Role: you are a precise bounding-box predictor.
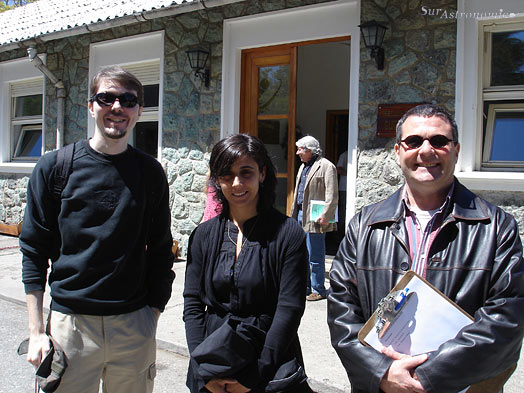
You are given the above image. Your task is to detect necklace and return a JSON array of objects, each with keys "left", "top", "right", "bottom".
[{"left": 227, "top": 217, "right": 259, "bottom": 252}]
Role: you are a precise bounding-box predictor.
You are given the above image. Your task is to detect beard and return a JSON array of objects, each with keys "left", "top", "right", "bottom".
[
  {"left": 101, "top": 113, "right": 132, "bottom": 140},
  {"left": 102, "top": 127, "right": 128, "bottom": 140}
]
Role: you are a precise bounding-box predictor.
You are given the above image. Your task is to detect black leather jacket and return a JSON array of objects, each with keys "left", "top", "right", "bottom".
[{"left": 327, "top": 180, "right": 524, "bottom": 393}]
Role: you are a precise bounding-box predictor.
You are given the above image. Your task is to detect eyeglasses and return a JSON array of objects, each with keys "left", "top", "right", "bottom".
[
  {"left": 89, "top": 92, "right": 139, "bottom": 108},
  {"left": 400, "top": 135, "right": 454, "bottom": 149}
]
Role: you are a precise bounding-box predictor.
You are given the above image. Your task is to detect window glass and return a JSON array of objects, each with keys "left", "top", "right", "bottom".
[
  {"left": 491, "top": 30, "right": 524, "bottom": 86},
  {"left": 489, "top": 111, "right": 524, "bottom": 161},
  {"left": 481, "top": 22, "right": 524, "bottom": 171},
  {"left": 131, "top": 82, "right": 160, "bottom": 158},
  {"left": 133, "top": 121, "right": 158, "bottom": 157},
  {"left": 143, "top": 84, "right": 159, "bottom": 107},
  {"left": 14, "top": 94, "right": 42, "bottom": 117},
  {"left": 257, "top": 119, "right": 288, "bottom": 173},
  {"left": 14, "top": 126, "right": 42, "bottom": 159},
  {"left": 11, "top": 92, "right": 43, "bottom": 161},
  {"left": 258, "top": 65, "right": 289, "bottom": 115}
]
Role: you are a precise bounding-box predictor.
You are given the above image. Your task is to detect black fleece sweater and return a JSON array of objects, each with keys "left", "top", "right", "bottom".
[{"left": 20, "top": 140, "right": 174, "bottom": 315}]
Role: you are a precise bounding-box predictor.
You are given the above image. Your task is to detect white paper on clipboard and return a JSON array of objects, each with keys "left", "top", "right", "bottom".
[{"left": 359, "top": 271, "right": 473, "bottom": 356}]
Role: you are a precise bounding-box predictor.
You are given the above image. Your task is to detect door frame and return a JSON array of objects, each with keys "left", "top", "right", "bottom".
[
  {"left": 240, "top": 39, "right": 350, "bottom": 214},
  {"left": 240, "top": 45, "right": 297, "bottom": 213},
  {"left": 222, "top": 0, "right": 361, "bottom": 223},
  {"left": 325, "top": 109, "right": 349, "bottom": 165}
]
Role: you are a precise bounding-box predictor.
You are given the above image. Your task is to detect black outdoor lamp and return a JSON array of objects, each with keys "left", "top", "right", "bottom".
[
  {"left": 185, "top": 47, "right": 210, "bottom": 88},
  {"left": 358, "top": 20, "right": 388, "bottom": 70}
]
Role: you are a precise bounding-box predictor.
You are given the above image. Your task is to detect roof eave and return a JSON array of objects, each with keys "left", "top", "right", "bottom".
[{"left": 0, "top": 0, "right": 245, "bottom": 53}]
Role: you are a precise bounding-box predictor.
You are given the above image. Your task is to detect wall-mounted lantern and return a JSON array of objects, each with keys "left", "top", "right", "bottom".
[
  {"left": 185, "top": 47, "right": 210, "bottom": 88},
  {"left": 358, "top": 20, "right": 388, "bottom": 70}
]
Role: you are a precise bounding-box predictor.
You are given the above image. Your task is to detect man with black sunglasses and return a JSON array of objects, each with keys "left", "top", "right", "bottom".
[
  {"left": 328, "top": 104, "right": 524, "bottom": 393},
  {"left": 20, "top": 66, "right": 174, "bottom": 393}
]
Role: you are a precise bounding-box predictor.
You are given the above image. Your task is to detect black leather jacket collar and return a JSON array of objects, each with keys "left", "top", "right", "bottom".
[{"left": 367, "top": 180, "right": 491, "bottom": 227}]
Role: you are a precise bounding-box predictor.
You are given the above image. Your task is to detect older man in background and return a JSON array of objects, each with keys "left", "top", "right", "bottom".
[{"left": 291, "top": 136, "right": 338, "bottom": 301}]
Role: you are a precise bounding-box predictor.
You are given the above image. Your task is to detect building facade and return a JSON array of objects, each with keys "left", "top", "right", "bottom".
[{"left": 1, "top": 0, "right": 523, "bottom": 255}]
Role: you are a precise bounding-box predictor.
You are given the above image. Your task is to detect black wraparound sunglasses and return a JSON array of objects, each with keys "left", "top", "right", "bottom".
[
  {"left": 89, "top": 92, "right": 139, "bottom": 108},
  {"left": 400, "top": 135, "right": 455, "bottom": 149}
]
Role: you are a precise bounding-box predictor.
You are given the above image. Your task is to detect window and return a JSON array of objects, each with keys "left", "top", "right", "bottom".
[
  {"left": 482, "top": 103, "right": 524, "bottom": 168},
  {"left": 10, "top": 79, "right": 43, "bottom": 161},
  {"left": 481, "top": 21, "right": 524, "bottom": 170},
  {"left": 14, "top": 125, "right": 42, "bottom": 159},
  {"left": 89, "top": 32, "right": 163, "bottom": 160},
  {"left": 122, "top": 61, "right": 160, "bottom": 158}
]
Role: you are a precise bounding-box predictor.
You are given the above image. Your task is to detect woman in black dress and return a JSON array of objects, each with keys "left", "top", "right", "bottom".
[{"left": 183, "top": 134, "right": 314, "bottom": 393}]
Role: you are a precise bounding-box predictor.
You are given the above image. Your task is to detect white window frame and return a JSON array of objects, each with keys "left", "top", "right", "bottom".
[
  {"left": 455, "top": 0, "right": 524, "bottom": 191},
  {"left": 482, "top": 20, "right": 524, "bottom": 95},
  {"left": 89, "top": 32, "right": 164, "bottom": 161},
  {"left": 0, "top": 57, "right": 45, "bottom": 173},
  {"left": 480, "top": 21, "right": 524, "bottom": 170},
  {"left": 482, "top": 103, "right": 524, "bottom": 168},
  {"left": 13, "top": 124, "right": 43, "bottom": 161},
  {"left": 122, "top": 61, "right": 161, "bottom": 157},
  {"left": 11, "top": 79, "right": 44, "bottom": 162}
]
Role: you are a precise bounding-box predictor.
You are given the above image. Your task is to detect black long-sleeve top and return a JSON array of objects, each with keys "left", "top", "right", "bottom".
[
  {"left": 20, "top": 140, "right": 174, "bottom": 315},
  {"left": 183, "top": 208, "right": 309, "bottom": 392}
]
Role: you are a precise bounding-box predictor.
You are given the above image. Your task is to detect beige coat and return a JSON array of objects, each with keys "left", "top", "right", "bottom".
[{"left": 291, "top": 156, "right": 338, "bottom": 233}]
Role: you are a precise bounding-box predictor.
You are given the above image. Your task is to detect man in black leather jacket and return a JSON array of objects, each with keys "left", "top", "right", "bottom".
[{"left": 327, "top": 104, "right": 524, "bottom": 393}]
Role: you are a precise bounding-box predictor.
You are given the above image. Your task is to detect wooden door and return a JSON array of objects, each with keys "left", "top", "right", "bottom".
[{"left": 240, "top": 45, "right": 297, "bottom": 214}]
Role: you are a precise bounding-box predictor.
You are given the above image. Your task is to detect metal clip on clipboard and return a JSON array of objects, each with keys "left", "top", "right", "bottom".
[{"left": 374, "top": 288, "right": 412, "bottom": 338}]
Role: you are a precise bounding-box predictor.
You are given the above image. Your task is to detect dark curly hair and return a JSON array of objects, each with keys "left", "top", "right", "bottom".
[{"left": 208, "top": 134, "right": 277, "bottom": 214}]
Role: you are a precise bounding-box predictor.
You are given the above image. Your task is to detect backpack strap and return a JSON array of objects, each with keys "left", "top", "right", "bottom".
[{"left": 52, "top": 142, "right": 75, "bottom": 201}]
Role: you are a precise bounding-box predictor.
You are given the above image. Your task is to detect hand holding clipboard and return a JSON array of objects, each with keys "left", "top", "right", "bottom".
[
  {"left": 358, "top": 271, "right": 516, "bottom": 392},
  {"left": 359, "top": 270, "right": 472, "bottom": 355}
]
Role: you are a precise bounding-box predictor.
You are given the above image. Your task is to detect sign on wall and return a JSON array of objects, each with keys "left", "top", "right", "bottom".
[{"left": 377, "top": 103, "right": 422, "bottom": 138}]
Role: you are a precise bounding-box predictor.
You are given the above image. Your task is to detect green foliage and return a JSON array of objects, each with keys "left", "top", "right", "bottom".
[{"left": 0, "top": 0, "right": 35, "bottom": 12}]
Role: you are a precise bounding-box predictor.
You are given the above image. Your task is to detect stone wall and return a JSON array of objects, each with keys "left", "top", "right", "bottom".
[
  {"left": 158, "top": 0, "right": 333, "bottom": 253},
  {"left": 0, "top": 0, "right": 332, "bottom": 255},
  {"left": 3, "top": 0, "right": 524, "bottom": 253},
  {"left": 475, "top": 191, "right": 524, "bottom": 238},
  {"left": 357, "top": 0, "right": 524, "bottom": 239},
  {"left": 357, "top": 0, "right": 457, "bottom": 210},
  {"left": 0, "top": 174, "right": 26, "bottom": 225}
]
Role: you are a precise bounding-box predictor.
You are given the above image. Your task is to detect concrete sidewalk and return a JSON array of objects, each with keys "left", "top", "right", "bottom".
[
  {"left": 5, "top": 233, "right": 523, "bottom": 392},
  {"left": 0, "top": 234, "right": 350, "bottom": 393}
]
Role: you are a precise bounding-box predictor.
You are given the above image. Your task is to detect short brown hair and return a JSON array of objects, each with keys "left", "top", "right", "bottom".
[
  {"left": 89, "top": 65, "right": 144, "bottom": 106},
  {"left": 396, "top": 104, "right": 458, "bottom": 144}
]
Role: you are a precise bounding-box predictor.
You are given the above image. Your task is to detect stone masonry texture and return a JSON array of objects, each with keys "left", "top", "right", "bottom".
[
  {"left": 2, "top": 0, "right": 524, "bottom": 255},
  {"left": 358, "top": 0, "right": 524, "bottom": 239},
  {"left": 0, "top": 0, "right": 333, "bottom": 256}
]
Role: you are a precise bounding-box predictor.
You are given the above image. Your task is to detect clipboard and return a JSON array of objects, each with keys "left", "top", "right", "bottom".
[
  {"left": 358, "top": 270, "right": 473, "bottom": 355},
  {"left": 358, "top": 270, "right": 516, "bottom": 392}
]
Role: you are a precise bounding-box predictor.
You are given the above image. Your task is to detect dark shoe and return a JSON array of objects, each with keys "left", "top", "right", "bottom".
[{"left": 306, "top": 293, "right": 325, "bottom": 301}]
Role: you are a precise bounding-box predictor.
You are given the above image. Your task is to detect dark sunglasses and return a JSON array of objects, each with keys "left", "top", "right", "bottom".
[
  {"left": 400, "top": 135, "right": 454, "bottom": 149},
  {"left": 89, "top": 92, "right": 139, "bottom": 108}
]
